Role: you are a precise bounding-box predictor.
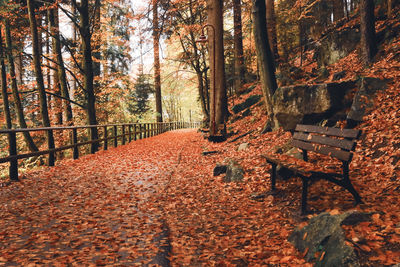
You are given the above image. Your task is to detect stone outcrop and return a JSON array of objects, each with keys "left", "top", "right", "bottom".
[
  {"left": 272, "top": 81, "right": 356, "bottom": 131},
  {"left": 289, "top": 211, "right": 372, "bottom": 266},
  {"left": 272, "top": 77, "right": 390, "bottom": 131},
  {"left": 315, "top": 26, "right": 360, "bottom": 67}
]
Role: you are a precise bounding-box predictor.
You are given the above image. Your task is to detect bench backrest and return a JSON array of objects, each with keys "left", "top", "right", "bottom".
[{"left": 292, "top": 124, "right": 361, "bottom": 162}]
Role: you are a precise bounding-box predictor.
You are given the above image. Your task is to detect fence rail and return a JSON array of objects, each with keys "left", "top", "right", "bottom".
[{"left": 0, "top": 121, "right": 201, "bottom": 181}]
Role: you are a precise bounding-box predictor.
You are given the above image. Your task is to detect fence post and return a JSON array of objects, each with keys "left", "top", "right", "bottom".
[
  {"left": 134, "top": 124, "right": 137, "bottom": 141},
  {"left": 8, "top": 132, "right": 18, "bottom": 181},
  {"left": 139, "top": 124, "right": 143, "bottom": 139},
  {"left": 128, "top": 125, "right": 132, "bottom": 142},
  {"left": 122, "top": 125, "right": 126, "bottom": 145},
  {"left": 48, "top": 129, "right": 55, "bottom": 166},
  {"left": 103, "top": 126, "right": 108, "bottom": 150},
  {"left": 114, "top": 125, "right": 118, "bottom": 147},
  {"left": 72, "top": 128, "right": 79, "bottom": 159}
]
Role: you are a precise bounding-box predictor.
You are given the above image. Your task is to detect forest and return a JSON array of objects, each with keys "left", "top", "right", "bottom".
[{"left": 0, "top": 0, "right": 400, "bottom": 265}]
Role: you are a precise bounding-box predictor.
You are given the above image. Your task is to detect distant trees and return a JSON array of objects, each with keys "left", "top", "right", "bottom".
[
  {"left": 127, "top": 73, "right": 153, "bottom": 118},
  {"left": 233, "top": 0, "right": 246, "bottom": 93}
]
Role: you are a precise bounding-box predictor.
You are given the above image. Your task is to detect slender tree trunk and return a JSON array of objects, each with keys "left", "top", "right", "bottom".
[
  {"left": 233, "top": 0, "right": 246, "bottom": 94},
  {"left": 252, "top": 0, "right": 278, "bottom": 117},
  {"left": 266, "top": 0, "right": 279, "bottom": 60},
  {"left": 4, "top": 19, "right": 39, "bottom": 152},
  {"left": 387, "top": 0, "right": 392, "bottom": 16},
  {"left": 360, "top": 0, "right": 377, "bottom": 65},
  {"left": 333, "top": 0, "right": 345, "bottom": 21},
  {"left": 208, "top": 0, "right": 228, "bottom": 135},
  {"left": 28, "top": 0, "right": 55, "bottom": 164},
  {"left": 79, "top": 0, "right": 99, "bottom": 152},
  {"left": 0, "top": 27, "right": 12, "bottom": 129},
  {"left": 93, "top": 0, "right": 101, "bottom": 87},
  {"left": 153, "top": 0, "right": 163, "bottom": 122},
  {"left": 48, "top": 6, "right": 73, "bottom": 125},
  {"left": 196, "top": 71, "right": 209, "bottom": 120}
]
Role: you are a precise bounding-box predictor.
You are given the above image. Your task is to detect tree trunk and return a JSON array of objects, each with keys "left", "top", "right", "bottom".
[
  {"left": 79, "top": 0, "right": 99, "bottom": 153},
  {"left": 208, "top": 0, "right": 228, "bottom": 135},
  {"left": 360, "top": 0, "right": 377, "bottom": 65},
  {"left": 266, "top": 0, "right": 279, "bottom": 60},
  {"left": 28, "top": 0, "right": 55, "bottom": 164},
  {"left": 48, "top": 6, "right": 73, "bottom": 125},
  {"left": 233, "top": 0, "right": 246, "bottom": 93},
  {"left": 333, "top": 0, "right": 345, "bottom": 21},
  {"left": 196, "top": 71, "right": 210, "bottom": 120},
  {"left": 387, "top": 0, "right": 392, "bottom": 16},
  {"left": 252, "top": 0, "right": 278, "bottom": 117},
  {"left": 4, "top": 19, "right": 39, "bottom": 152},
  {"left": 153, "top": 0, "right": 163, "bottom": 122},
  {"left": 0, "top": 27, "right": 12, "bottom": 129}
]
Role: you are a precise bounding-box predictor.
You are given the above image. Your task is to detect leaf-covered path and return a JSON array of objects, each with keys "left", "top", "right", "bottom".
[
  {"left": 0, "top": 130, "right": 197, "bottom": 266},
  {"left": 1, "top": 127, "right": 399, "bottom": 266}
]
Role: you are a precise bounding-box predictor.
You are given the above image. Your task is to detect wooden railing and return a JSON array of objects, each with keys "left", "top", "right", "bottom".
[{"left": 0, "top": 121, "right": 201, "bottom": 181}]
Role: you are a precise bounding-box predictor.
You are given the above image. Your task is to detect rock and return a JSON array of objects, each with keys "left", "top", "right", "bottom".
[
  {"left": 232, "top": 95, "right": 262, "bottom": 114},
  {"left": 238, "top": 143, "right": 249, "bottom": 151},
  {"left": 261, "top": 120, "right": 273, "bottom": 134},
  {"left": 272, "top": 81, "right": 357, "bottom": 131},
  {"left": 213, "top": 164, "right": 227, "bottom": 176},
  {"left": 223, "top": 158, "right": 244, "bottom": 182},
  {"left": 315, "top": 26, "right": 360, "bottom": 67},
  {"left": 347, "top": 77, "right": 390, "bottom": 127},
  {"left": 202, "top": 151, "right": 219, "bottom": 156},
  {"left": 250, "top": 192, "right": 267, "bottom": 201},
  {"left": 316, "top": 67, "right": 330, "bottom": 81},
  {"left": 333, "top": 71, "right": 346, "bottom": 81},
  {"left": 289, "top": 211, "right": 372, "bottom": 266}
]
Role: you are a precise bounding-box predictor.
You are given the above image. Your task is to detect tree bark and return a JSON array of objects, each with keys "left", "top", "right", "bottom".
[
  {"left": 360, "top": 0, "right": 377, "bottom": 65},
  {"left": 0, "top": 27, "right": 12, "bottom": 129},
  {"left": 208, "top": 0, "right": 228, "bottom": 135},
  {"left": 333, "top": 0, "right": 345, "bottom": 21},
  {"left": 233, "top": 0, "right": 246, "bottom": 93},
  {"left": 153, "top": 0, "right": 163, "bottom": 122},
  {"left": 252, "top": 0, "right": 278, "bottom": 117},
  {"left": 4, "top": 19, "right": 39, "bottom": 152},
  {"left": 266, "top": 0, "right": 279, "bottom": 60},
  {"left": 48, "top": 6, "right": 73, "bottom": 125},
  {"left": 78, "top": 0, "right": 99, "bottom": 153},
  {"left": 27, "top": 0, "right": 55, "bottom": 164}
]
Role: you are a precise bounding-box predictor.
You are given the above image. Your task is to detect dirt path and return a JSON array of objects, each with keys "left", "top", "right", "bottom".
[{"left": 0, "top": 130, "right": 198, "bottom": 266}]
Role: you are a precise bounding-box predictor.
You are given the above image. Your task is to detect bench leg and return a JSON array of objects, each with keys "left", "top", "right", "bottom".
[
  {"left": 343, "top": 179, "right": 362, "bottom": 204},
  {"left": 301, "top": 178, "right": 308, "bottom": 215},
  {"left": 270, "top": 163, "right": 277, "bottom": 191},
  {"left": 343, "top": 164, "right": 362, "bottom": 204}
]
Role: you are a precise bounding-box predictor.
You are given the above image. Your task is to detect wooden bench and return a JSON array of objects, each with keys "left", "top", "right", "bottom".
[{"left": 262, "top": 124, "right": 362, "bottom": 214}]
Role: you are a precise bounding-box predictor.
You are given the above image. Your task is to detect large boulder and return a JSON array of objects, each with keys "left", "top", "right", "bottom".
[
  {"left": 315, "top": 26, "right": 360, "bottom": 67},
  {"left": 347, "top": 77, "right": 391, "bottom": 127},
  {"left": 272, "top": 81, "right": 356, "bottom": 131},
  {"left": 289, "top": 211, "right": 372, "bottom": 267}
]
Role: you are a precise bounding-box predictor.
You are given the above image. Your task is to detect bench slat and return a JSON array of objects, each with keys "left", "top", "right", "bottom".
[
  {"left": 292, "top": 139, "right": 353, "bottom": 162},
  {"left": 293, "top": 132, "right": 356, "bottom": 151},
  {"left": 295, "top": 124, "right": 361, "bottom": 139}
]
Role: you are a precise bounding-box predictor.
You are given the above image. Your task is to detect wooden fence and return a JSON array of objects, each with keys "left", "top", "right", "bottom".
[{"left": 0, "top": 121, "right": 201, "bottom": 181}]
